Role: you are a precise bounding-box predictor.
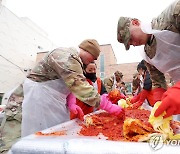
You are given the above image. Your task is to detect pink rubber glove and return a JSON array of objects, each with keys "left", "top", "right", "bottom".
[
  {"left": 100, "top": 94, "right": 123, "bottom": 116},
  {"left": 67, "top": 93, "right": 84, "bottom": 121},
  {"left": 154, "top": 81, "right": 180, "bottom": 118}
]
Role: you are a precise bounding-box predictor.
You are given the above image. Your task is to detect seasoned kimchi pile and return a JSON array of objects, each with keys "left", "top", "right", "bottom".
[
  {"left": 79, "top": 109, "right": 180, "bottom": 142},
  {"left": 80, "top": 112, "right": 125, "bottom": 141},
  {"left": 79, "top": 109, "right": 155, "bottom": 141},
  {"left": 35, "top": 108, "right": 180, "bottom": 142}
]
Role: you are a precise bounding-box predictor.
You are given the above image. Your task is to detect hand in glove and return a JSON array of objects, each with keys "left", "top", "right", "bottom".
[
  {"left": 67, "top": 93, "right": 84, "bottom": 121},
  {"left": 132, "top": 89, "right": 149, "bottom": 109},
  {"left": 152, "top": 88, "right": 166, "bottom": 103},
  {"left": 100, "top": 94, "right": 123, "bottom": 116},
  {"left": 130, "top": 93, "right": 141, "bottom": 104},
  {"left": 120, "top": 93, "right": 127, "bottom": 99},
  {"left": 154, "top": 81, "right": 180, "bottom": 118}
]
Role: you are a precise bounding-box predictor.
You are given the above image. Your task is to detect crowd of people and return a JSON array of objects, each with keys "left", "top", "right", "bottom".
[{"left": 0, "top": 0, "right": 179, "bottom": 153}]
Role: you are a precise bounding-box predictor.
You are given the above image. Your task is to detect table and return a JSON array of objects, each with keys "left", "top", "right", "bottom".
[{"left": 10, "top": 119, "right": 180, "bottom": 154}]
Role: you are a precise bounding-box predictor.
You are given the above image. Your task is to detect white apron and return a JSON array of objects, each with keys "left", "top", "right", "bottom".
[
  {"left": 92, "top": 80, "right": 98, "bottom": 91},
  {"left": 22, "top": 78, "right": 70, "bottom": 137},
  {"left": 141, "top": 23, "right": 180, "bottom": 120},
  {"left": 112, "top": 75, "right": 117, "bottom": 90},
  {"left": 141, "top": 23, "right": 180, "bottom": 83}
]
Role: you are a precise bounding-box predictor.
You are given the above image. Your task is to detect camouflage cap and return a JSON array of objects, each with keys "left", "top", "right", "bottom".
[
  {"left": 114, "top": 71, "right": 123, "bottom": 78},
  {"left": 117, "top": 17, "right": 133, "bottom": 50},
  {"left": 79, "top": 39, "right": 101, "bottom": 60}
]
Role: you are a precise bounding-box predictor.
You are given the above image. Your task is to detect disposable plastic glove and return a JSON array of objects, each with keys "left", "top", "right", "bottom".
[
  {"left": 152, "top": 88, "right": 166, "bottom": 103},
  {"left": 100, "top": 94, "right": 123, "bottom": 116},
  {"left": 132, "top": 89, "right": 149, "bottom": 109},
  {"left": 154, "top": 81, "right": 180, "bottom": 118},
  {"left": 67, "top": 93, "right": 84, "bottom": 121}
]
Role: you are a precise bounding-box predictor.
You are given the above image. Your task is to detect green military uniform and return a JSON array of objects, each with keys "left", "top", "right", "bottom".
[
  {"left": 104, "top": 75, "right": 116, "bottom": 93},
  {"left": 0, "top": 84, "right": 23, "bottom": 153},
  {"left": 117, "top": 0, "right": 180, "bottom": 90},
  {"left": 28, "top": 47, "right": 100, "bottom": 107},
  {"left": 144, "top": 0, "right": 180, "bottom": 89},
  {"left": 22, "top": 39, "right": 101, "bottom": 136},
  {"left": 132, "top": 72, "right": 141, "bottom": 95},
  {"left": 104, "top": 71, "right": 123, "bottom": 93}
]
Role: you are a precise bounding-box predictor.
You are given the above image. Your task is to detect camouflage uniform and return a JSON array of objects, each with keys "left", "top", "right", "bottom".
[
  {"left": 104, "top": 71, "right": 123, "bottom": 93},
  {"left": 28, "top": 47, "right": 100, "bottom": 107},
  {"left": 1, "top": 40, "right": 101, "bottom": 150},
  {"left": 0, "top": 84, "right": 23, "bottom": 153},
  {"left": 144, "top": 0, "right": 180, "bottom": 89},
  {"left": 117, "top": 0, "right": 180, "bottom": 89},
  {"left": 21, "top": 39, "right": 102, "bottom": 137},
  {"left": 132, "top": 72, "right": 141, "bottom": 95}
]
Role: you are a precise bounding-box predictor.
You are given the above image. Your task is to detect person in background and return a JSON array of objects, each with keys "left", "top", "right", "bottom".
[
  {"left": 104, "top": 71, "right": 123, "bottom": 93},
  {"left": 22, "top": 39, "right": 123, "bottom": 137},
  {"left": 132, "top": 72, "right": 141, "bottom": 96},
  {"left": 131, "top": 60, "right": 153, "bottom": 109},
  {"left": 119, "top": 81, "right": 127, "bottom": 96},
  {"left": 84, "top": 62, "right": 107, "bottom": 95},
  {"left": 117, "top": 0, "right": 180, "bottom": 118},
  {"left": 69, "top": 62, "right": 107, "bottom": 120},
  {"left": 0, "top": 84, "right": 23, "bottom": 153}
]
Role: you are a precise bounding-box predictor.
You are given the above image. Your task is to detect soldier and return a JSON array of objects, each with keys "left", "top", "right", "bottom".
[
  {"left": 0, "top": 84, "right": 23, "bottom": 153},
  {"left": 22, "top": 39, "right": 123, "bottom": 137},
  {"left": 119, "top": 82, "right": 127, "bottom": 96},
  {"left": 104, "top": 71, "right": 124, "bottom": 93},
  {"left": 132, "top": 72, "right": 141, "bottom": 96},
  {"left": 117, "top": 0, "right": 180, "bottom": 118}
]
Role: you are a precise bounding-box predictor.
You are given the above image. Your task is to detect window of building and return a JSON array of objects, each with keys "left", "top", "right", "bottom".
[
  {"left": 0, "top": 93, "right": 4, "bottom": 104},
  {"left": 100, "top": 54, "right": 105, "bottom": 79},
  {"left": 100, "top": 72, "right": 105, "bottom": 79},
  {"left": 125, "top": 82, "right": 132, "bottom": 94}
]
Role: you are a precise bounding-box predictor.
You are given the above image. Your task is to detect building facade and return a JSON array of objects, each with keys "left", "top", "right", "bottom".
[
  {"left": 95, "top": 44, "right": 138, "bottom": 94},
  {"left": 0, "top": 4, "right": 56, "bottom": 98}
]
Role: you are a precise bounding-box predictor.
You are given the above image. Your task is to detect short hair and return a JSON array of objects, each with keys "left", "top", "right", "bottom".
[
  {"left": 137, "top": 60, "right": 147, "bottom": 71},
  {"left": 121, "top": 81, "right": 125, "bottom": 85}
]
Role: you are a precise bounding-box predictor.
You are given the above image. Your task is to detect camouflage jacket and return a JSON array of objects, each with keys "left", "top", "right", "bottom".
[
  {"left": 104, "top": 75, "right": 116, "bottom": 93},
  {"left": 144, "top": 0, "right": 180, "bottom": 89},
  {"left": 27, "top": 47, "right": 100, "bottom": 107},
  {"left": 5, "top": 84, "right": 23, "bottom": 122}
]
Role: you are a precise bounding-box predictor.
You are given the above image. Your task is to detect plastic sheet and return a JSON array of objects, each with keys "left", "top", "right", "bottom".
[
  {"left": 10, "top": 116, "right": 180, "bottom": 154},
  {"left": 0, "top": 112, "right": 5, "bottom": 124}
]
